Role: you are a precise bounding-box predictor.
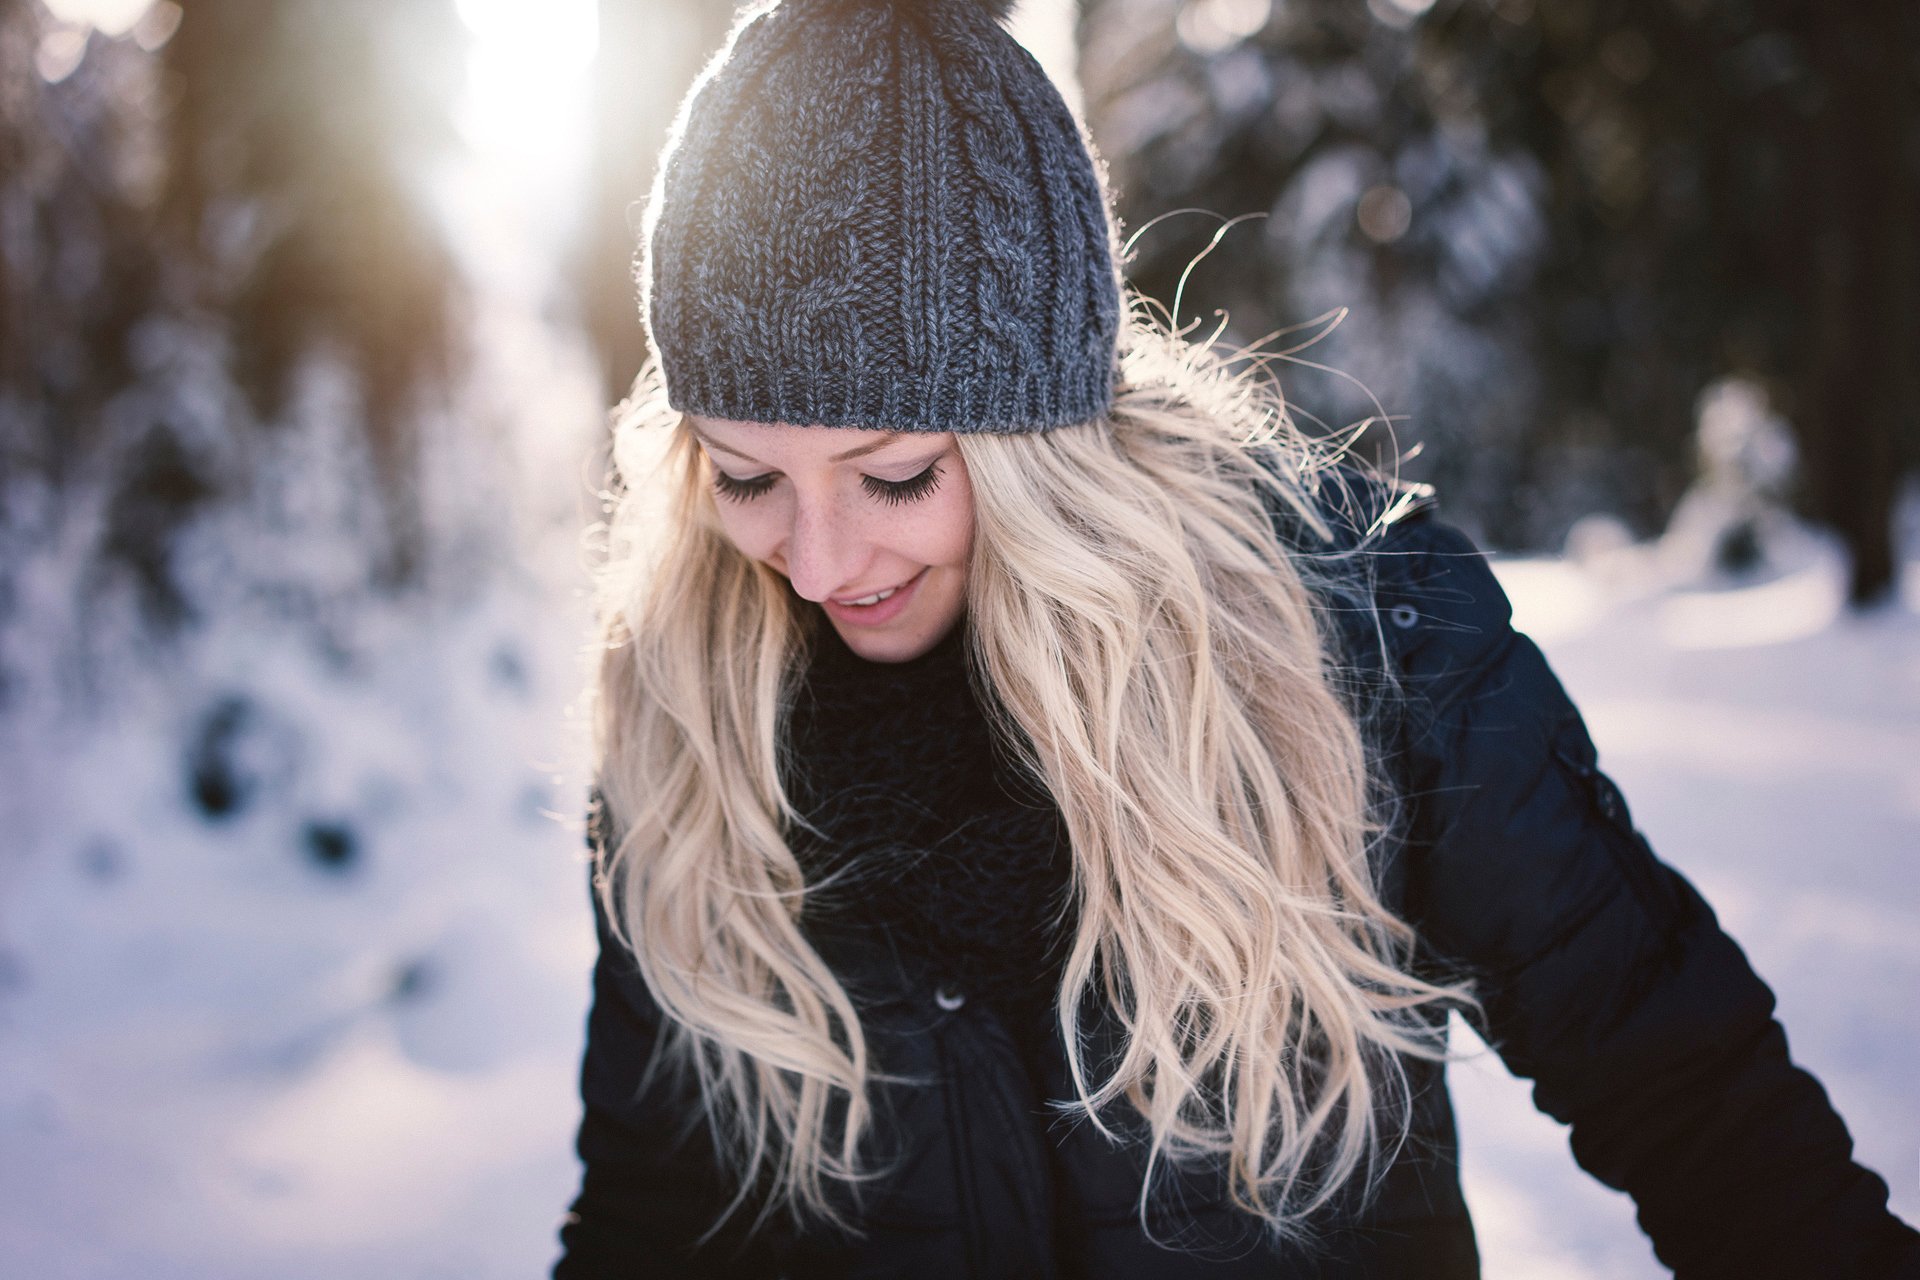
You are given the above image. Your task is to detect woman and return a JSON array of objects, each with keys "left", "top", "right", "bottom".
[{"left": 556, "top": 0, "right": 1919, "bottom": 1275}]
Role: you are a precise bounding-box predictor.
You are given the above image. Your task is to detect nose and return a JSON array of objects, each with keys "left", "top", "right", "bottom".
[{"left": 781, "top": 495, "right": 867, "bottom": 603}]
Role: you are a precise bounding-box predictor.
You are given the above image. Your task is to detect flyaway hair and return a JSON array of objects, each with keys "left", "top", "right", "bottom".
[
  {"left": 601, "top": 0, "right": 1467, "bottom": 1242},
  {"left": 588, "top": 302, "right": 1469, "bottom": 1240}
]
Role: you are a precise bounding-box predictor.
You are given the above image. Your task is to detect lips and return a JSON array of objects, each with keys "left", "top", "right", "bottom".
[
  {"left": 822, "top": 567, "right": 929, "bottom": 626},
  {"left": 832, "top": 577, "right": 911, "bottom": 606}
]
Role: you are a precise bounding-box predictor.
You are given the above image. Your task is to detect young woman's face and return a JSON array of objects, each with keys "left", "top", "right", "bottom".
[{"left": 687, "top": 415, "right": 975, "bottom": 663}]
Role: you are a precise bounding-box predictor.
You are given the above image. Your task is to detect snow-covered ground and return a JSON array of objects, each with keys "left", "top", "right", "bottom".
[
  {"left": 0, "top": 578, "right": 598, "bottom": 1280},
  {"left": 2, "top": 505, "right": 1914, "bottom": 1278},
  {"left": 0, "top": 301, "right": 608, "bottom": 1278},
  {"left": 1452, "top": 527, "right": 1920, "bottom": 1278}
]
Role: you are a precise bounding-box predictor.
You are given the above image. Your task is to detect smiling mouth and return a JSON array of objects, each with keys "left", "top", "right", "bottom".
[{"left": 831, "top": 568, "right": 925, "bottom": 607}]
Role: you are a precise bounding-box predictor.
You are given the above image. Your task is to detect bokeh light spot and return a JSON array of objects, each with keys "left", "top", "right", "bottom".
[
  {"left": 40, "top": 0, "right": 152, "bottom": 37},
  {"left": 1176, "top": 0, "right": 1272, "bottom": 57},
  {"left": 36, "top": 26, "right": 89, "bottom": 83},
  {"left": 455, "top": 0, "right": 599, "bottom": 171},
  {"left": 1357, "top": 184, "right": 1413, "bottom": 244}
]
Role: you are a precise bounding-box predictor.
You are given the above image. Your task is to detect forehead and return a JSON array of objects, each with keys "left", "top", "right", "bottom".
[{"left": 685, "top": 414, "right": 943, "bottom": 463}]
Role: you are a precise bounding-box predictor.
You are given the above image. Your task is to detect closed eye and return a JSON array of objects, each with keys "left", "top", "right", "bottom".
[
  {"left": 710, "top": 460, "right": 945, "bottom": 506},
  {"left": 862, "top": 462, "right": 943, "bottom": 506},
  {"left": 710, "top": 470, "right": 779, "bottom": 502}
]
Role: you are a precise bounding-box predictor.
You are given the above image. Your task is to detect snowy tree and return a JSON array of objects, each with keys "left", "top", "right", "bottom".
[
  {"left": 1, "top": 3, "right": 602, "bottom": 1270},
  {"left": 1, "top": 0, "right": 468, "bottom": 667},
  {"left": 571, "top": 0, "right": 737, "bottom": 403},
  {"left": 1079, "top": 0, "right": 1918, "bottom": 600}
]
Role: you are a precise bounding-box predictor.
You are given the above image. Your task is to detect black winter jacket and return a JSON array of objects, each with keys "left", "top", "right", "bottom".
[{"left": 556, "top": 482, "right": 1920, "bottom": 1279}]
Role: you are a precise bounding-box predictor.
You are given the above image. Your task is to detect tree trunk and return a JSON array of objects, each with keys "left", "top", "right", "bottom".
[{"left": 1801, "top": 1, "right": 1915, "bottom": 607}]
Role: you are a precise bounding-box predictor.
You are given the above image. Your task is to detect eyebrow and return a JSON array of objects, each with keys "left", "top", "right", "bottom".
[{"left": 692, "top": 428, "right": 910, "bottom": 465}]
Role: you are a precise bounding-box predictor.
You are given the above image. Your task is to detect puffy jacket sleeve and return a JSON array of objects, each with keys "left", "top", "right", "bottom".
[
  {"left": 1373, "top": 511, "right": 1920, "bottom": 1280},
  {"left": 554, "top": 797, "right": 788, "bottom": 1279}
]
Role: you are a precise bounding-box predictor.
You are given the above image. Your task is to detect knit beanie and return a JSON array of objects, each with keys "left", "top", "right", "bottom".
[{"left": 638, "top": 0, "right": 1124, "bottom": 434}]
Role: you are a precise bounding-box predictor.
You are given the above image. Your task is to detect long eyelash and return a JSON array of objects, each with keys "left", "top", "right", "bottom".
[
  {"left": 709, "top": 461, "right": 944, "bottom": 505},
  {"left": 863, "top": 463, "right": 942, "bottom": 506},
  {"left": 711, "top": 470, "right": 778, "bottom": 503}
]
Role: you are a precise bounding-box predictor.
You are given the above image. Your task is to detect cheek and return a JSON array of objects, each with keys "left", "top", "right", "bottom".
[
  {"left": 711, "top": 499, "right": 781, "bottom": 563},
  {"left": 937, "top": 506, "right": 974, "bottom": 567},
  {"left": 931, "top": 475, "right": 976, "bottom": 567},
  {"left": 887, "top": 497, "right": 972, "bottom": 568}
]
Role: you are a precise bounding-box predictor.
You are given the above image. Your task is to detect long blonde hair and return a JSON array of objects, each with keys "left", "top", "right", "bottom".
[{"left": 588, "top": 297, "right": 1465, "bottom": 1242}]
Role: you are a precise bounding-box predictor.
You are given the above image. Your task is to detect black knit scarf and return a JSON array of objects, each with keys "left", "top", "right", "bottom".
[{"left": 782, "top": 613, "right": 1074, "bottom": 1036}]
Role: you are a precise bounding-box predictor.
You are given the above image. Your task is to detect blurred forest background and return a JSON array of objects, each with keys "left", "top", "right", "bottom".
[{"left": 1, "top": 0, "right": 1915, "bottom": 1277}]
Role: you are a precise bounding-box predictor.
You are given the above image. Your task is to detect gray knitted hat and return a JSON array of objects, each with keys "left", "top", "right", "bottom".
[{"left": 639, "top": 0, "right": 1124, "bottom": 434}]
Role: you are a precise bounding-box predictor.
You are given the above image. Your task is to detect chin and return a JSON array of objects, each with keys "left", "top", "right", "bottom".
[{"left": 830, "top": 621, "right": 938, "bottom": 664}]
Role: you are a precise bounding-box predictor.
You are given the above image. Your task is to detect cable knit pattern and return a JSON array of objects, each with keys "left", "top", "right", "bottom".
[
  {"left": 782, "top": 617, "right": 1074, "bottom": 1035},
  {"left": 641, "top": 0, "right": 1121, "bottom": 434}
]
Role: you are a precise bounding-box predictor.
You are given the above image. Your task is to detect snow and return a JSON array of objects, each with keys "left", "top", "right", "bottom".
[
  {"left": 0, "top": 513, "right": 600, "bottom": 1278},
  {"left": 1450, "top": 524, "right": 1920, "bottom": 1279},
  {"left": 0, "top": 104, "right": 608, "bottom": 1273},
  {"left": 2, "top": 460, "right": 1914, "bottom": 1277}
]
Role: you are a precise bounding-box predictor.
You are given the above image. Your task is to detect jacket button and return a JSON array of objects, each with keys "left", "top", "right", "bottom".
[
  {"left": 1387, "top": 603, "right": 1420, "bottom": 630},
  {"left": 1597, "top": 782, "right": 1622, "bottom": 820},
  {"left": 934, "top": 985, "right": 966, "bottom": 1012}
]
